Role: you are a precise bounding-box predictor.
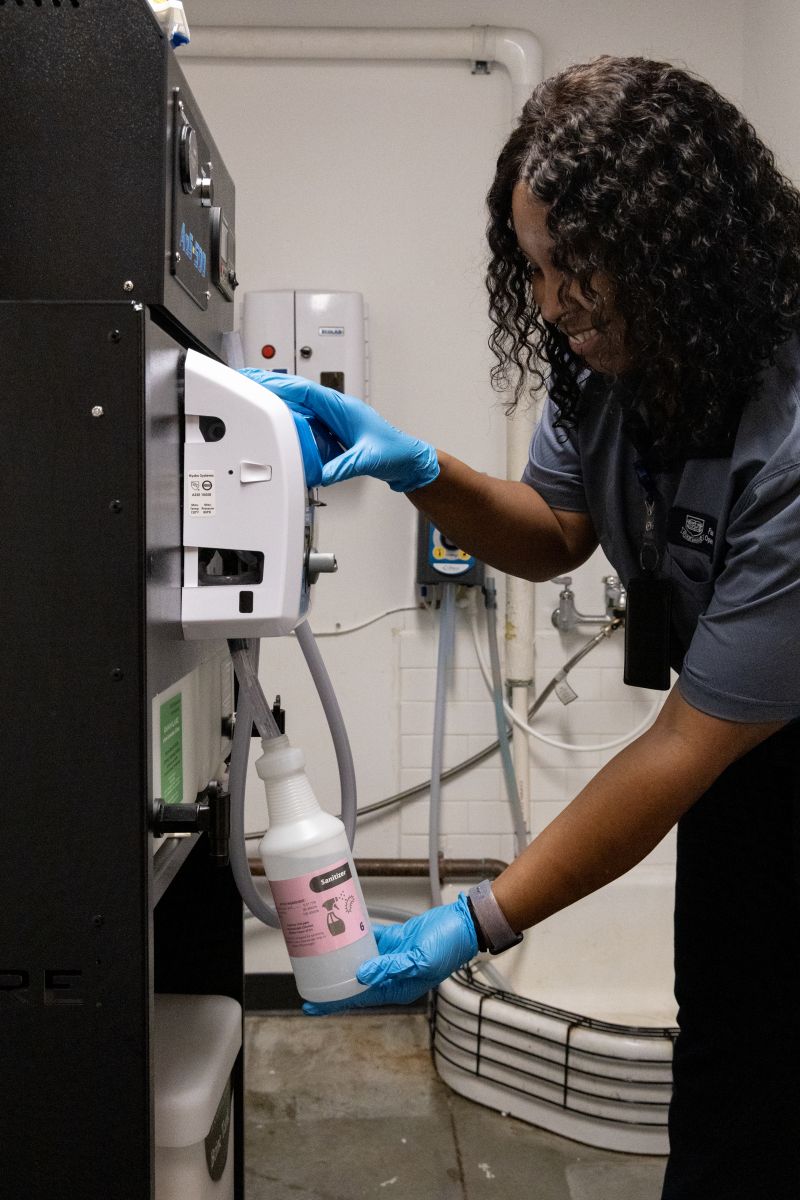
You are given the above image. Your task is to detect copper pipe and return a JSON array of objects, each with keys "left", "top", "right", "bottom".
[{"left": 246, "top": 854, "right": 507, "bottom": 881}]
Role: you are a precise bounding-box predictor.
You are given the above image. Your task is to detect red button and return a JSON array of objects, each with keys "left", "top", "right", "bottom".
[{"left": 261, "top": 344, "right": 276, "bottom": 360}]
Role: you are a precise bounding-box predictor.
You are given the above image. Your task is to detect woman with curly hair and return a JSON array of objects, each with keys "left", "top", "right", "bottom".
[{"left": 246, "top": 56, "right": 800, "bottom": 1197}]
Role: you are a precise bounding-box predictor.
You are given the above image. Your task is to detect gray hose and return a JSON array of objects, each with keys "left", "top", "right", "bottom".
[
  {"left": 484, "top": 579, "right": 528, "bottom": 854},
  {"left": 364, "top": 905, "right": 417, "bottom": 924},
  {"left": 228, "top": 639, "right": 281, "bottom": 927},
  {"left": 429, "top": 584, "right": 457, "bottom": 906},
  {"left": 295, "top": 619, "right": 358, "bottom": 848}
]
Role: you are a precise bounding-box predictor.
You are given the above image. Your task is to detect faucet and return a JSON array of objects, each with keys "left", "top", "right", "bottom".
[{"left": 551, "top": 575, "right": 627, "bottom": 633}]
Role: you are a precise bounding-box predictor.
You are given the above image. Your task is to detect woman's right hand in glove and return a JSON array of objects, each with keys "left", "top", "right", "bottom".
[{"left": 240, "top": 369, "right": 440, "bottom": 493}]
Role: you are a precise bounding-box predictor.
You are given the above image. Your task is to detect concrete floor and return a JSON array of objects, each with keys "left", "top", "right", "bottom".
[{"left": 244, "top": 1012, "right": 667, "bottom": 1200}]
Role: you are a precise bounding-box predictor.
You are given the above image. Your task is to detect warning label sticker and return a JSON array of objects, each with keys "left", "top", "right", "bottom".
[{"left": 188, "top": 470, "right": 216, "bottom": 517}]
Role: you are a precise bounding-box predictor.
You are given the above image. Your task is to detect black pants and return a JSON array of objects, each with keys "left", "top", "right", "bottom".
[{"left": 661, "top": 722, "right": 800, "bottom": 1199}]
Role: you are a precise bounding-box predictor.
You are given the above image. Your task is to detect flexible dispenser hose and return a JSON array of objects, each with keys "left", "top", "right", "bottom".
[
  {"left": 229, "top": 639, "right": 282, "bottom": 739},
  {"left": 484, "top": 578, "right": 528, "bottom": 854},
  {"left": 429, "top": 584, "right": 457, "bottom": 906},
  {"left": 228, "top": 639, "right": 281, "bottom": 927},
  {"left": 294, "top": 619, "right": 358, "bottom": 848}
]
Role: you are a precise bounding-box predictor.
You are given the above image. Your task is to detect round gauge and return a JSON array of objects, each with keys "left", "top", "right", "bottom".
[{"left": 180, "top": 124, "right": 199, "bottom": 194}]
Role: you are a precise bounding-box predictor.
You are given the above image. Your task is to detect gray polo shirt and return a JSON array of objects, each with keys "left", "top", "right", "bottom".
[{"left": 522, "top": 336, "right": 800, "bottom": 723}]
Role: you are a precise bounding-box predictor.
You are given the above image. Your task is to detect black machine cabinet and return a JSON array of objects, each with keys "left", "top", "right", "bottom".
[
  {"left": 1, "top": 3, "right": 244, "bottom": 1196},
  {"left": 2, "top": 0, "right": 237, "bottom": 352}
]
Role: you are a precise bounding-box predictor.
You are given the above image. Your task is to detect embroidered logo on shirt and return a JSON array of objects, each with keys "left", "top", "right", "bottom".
[{"left": 667, "top": 507, "right": 717, "bottom": 558}]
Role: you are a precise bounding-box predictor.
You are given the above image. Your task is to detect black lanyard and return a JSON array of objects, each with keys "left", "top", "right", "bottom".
[
  {"left": 633, "top": 458, "right": 661, "bottom": 574},
  {"left": 625, "top": 457, "right": 672, "bottom": 689}
]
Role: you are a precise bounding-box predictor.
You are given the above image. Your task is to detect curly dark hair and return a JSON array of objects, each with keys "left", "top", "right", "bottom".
[{"left": 486, "top": 55, "right": 800, "bottom": 464}]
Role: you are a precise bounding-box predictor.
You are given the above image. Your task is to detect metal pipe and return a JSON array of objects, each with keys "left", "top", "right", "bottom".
[{"left": 247, "top": 854, "right": 508, "bottom": 881}]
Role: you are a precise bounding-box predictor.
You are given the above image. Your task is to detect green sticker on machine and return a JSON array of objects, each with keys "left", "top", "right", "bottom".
[{"left": 160, "top": 694, "right": 183, "bottom": 806}]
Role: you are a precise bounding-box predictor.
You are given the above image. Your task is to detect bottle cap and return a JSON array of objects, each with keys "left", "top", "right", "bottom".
[{"left": 255, "top": 734, "right": 306, "bottom": 781}]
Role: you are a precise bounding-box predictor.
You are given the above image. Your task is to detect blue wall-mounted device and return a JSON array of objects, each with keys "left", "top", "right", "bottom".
[{"left": 416, "top": 515, "right": 485, "bottom": 588}]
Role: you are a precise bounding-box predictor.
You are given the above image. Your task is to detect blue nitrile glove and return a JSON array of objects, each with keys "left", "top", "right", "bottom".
[
  {"left": 287, "top": 406, "right": 325, "bottom": 488},
  {"left": 302, "top": 894, "right": 479, "bottom": 1016},
  {"left": 239, "top": 369, "right": 440, "bottom": 492},
  {"left": 239, "top": 368, "right": 336, "bottom": 488}
]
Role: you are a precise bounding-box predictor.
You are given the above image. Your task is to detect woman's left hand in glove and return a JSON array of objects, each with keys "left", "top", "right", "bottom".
[{"left": 303, "top": 894, "right": 479, "bottom": 1015}]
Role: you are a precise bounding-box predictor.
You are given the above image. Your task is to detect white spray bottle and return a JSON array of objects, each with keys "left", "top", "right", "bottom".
[{"left": 256, "top": 734, "right": 378, "bottom": 1003}]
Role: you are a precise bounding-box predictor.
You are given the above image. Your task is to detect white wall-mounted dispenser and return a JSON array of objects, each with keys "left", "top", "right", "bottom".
[
  {"left": 242, "top": 290, "right": 368, "bottom": 400},
  {"left": 181, "top": 348, "right": 312, "bottom": 638}
]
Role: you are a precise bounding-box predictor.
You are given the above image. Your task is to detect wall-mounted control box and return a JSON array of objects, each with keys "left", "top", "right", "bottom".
[
  {"left": 242, "top": 290, "right": 368, "bottom": 400},
  {"left": 417, "top": 515, "right": 485, "bottom": 589}
]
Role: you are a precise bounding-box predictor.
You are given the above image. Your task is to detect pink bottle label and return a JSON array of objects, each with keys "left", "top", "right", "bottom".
[{"left": 268, "top": 859, "right": 369, "bottom": 958}]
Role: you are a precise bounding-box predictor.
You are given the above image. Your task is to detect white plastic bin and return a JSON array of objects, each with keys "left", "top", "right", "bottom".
[{"left": 154, "top": 993, "right": 242, "bottom": 1200}]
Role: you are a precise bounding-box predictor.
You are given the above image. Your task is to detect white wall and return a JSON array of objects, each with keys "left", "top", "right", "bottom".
[
  {"left": 743, "top": 0, "right": 800, "bottom": 184},
  {"left": 178, "top": 0, "right": 751, "bottom": 968}
]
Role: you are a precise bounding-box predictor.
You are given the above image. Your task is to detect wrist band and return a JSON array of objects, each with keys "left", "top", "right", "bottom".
[
  {"left": 467, "top": 879, "right": 523, "bottom": 956},
  {"left": 466, "top": 894, "right": 488, "bottom": 952}
]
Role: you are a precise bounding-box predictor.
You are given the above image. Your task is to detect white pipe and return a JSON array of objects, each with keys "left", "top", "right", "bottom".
[
  {"left": 506, "top": 385, "right": 547, "bottom": 821},
  {"left": 181, "top": 20, "right": 544, "bottom": 836},
  {"left": 473, "top": 26, "right": 544, "bottom": 114},
  {"left": 504, "top": 407, "right": 537, "bottom": 840},
  {"left": 182, "top": 26, "right": 544, "bottom": 106},
  {"left": 186, "top": 27, "right": 475, "bottom": 60}
]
